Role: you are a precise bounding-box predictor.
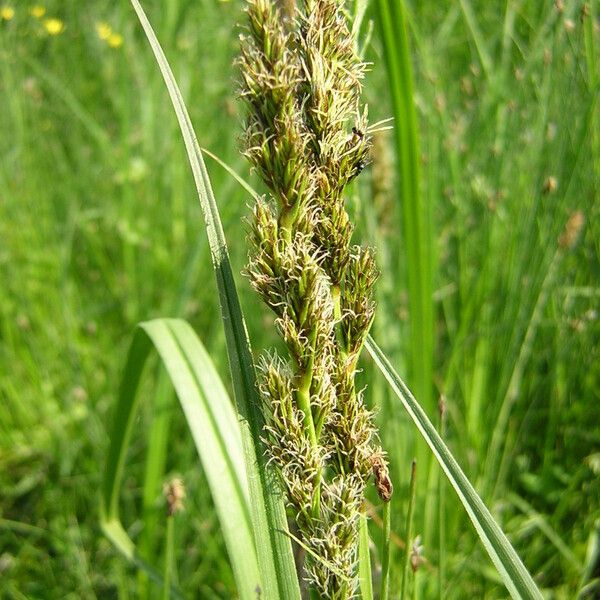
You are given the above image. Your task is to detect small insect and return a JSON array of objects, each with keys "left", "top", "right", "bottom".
[
  {"left": 347, "top": 159, "right": 367, "bottom": 182},
  {"left": 347, "top": 126, "right": 369, "bottom": 181},
  {"left": 353, "top": 160, "right": 366, "bottom": 177}
]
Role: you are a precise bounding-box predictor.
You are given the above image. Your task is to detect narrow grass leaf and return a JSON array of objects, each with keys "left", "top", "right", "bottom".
[
  {"left": 374, "top": 0, "right": 437, "bottom": 559},
  {"left": 128, "top": 2, "right": 301, "bottom": 598},
  {"left": 508, "top": 493, "right": 581, "bottom": 571},
  {"left": 458, "top": 0, "right": 493, "bottom": 79},
  {"left": 366, "top": 336, "right": 543, "bottom": 600},
  {"left": 201, "top": 147, "right": 260, "bottom": 202},
  {"left": 358, "top": 512, "right": 373, "bottom": 600},
  {"left": 374, "top": 0, "right": 434, "bottom": 417},
  {"left": 101, "top": 318, "right": 259, "bottom": 600}
]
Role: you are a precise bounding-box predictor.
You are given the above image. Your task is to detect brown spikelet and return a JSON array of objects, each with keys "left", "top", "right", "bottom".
[
  {"left": 371, "top": 449, "right": 393, "bottom": 502},
  {"left": 163, "top": 477, "right": 186, "bottom": 516}
]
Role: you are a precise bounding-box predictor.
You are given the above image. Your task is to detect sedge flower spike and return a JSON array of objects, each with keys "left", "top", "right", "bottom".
[{"left": 238, "top": 0, "right": 392, "bottom": 597}]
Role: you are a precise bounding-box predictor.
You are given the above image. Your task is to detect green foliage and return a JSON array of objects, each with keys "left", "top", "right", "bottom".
[
  {"left": 367, "top": 337, "right": 543, "bottom": 599},
  {"left": 127, "top": 1, "right": 301, "bottom": 596},
  {"left": 362, "top": 0, "right": 599, "bottom": 596},
  {"left": 100, "top": 318, "right": 259, "bottom": 599},
  {"left": 0, "top": 0, "right": 597, "bottom": 598},
  {"left": 239, "top": 1, "right": 389, "bottom": 595}
]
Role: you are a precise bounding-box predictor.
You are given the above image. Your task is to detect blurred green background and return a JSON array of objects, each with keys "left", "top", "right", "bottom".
[{"left": 0, "top": 0, "right": 598, "bottom": 598}]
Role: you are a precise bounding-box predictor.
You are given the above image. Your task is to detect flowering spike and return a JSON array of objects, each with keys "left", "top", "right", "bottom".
[{"left": 238, "top": 1, "right": 391, "bottom": 596}]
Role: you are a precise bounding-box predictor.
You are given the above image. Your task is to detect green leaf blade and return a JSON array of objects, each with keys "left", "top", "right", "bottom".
[
  {"left": 101, "top": 319, "right": 260, "bottom": 599},
  {"left": 366, "top": 336, "right": 543, "bottom": 600},
  {"left": 374, "top": 0, "right": 434, "bottom": 419},
  {"left": 126, "top": 3, "right": 301, "bottom": 598}
]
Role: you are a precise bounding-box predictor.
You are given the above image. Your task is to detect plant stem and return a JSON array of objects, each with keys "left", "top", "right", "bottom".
[
  {"left": 401, "top": 460, "right": 417, "bottom": 600},
  {"left": 358, "top": 510, "right": 374, "bottom": 600},
  {"left": 162, "top": 514, "right": 174, "bottom": 600},
  {"left": 438, "top": 405, "right": 446, "bottom": 600},
  {"left": 380, "top": 500, "right": 392, "bottom": 600}
]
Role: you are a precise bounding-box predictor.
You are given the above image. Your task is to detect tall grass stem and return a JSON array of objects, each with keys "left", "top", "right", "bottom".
[
  {"left": 400, "top": 460, "right": 417, "bottom": 600},
  {"left": 380, "top": 499, "right": 392, "bottom": 600}
]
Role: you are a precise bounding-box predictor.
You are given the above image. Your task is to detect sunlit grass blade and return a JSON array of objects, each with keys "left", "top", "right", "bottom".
[
  {"left": 101, "top": 319, "right": 259, "bottom": 599},
  {"left": 128, "top": 1, "right": 301, "bottom": 598},
  {"left": 438, "top": 407, "right": 447, "bottom": 600},
  {"left": 577, "top": 522, "right": 600, "bottom": 598},
  {"left": 365, "top": 335, "right": 544, "bottom": 600},
  {"left": 201, "top": 146, "right": 260, "bottom": 202}
]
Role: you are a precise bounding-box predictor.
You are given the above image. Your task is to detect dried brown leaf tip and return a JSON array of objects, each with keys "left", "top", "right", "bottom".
[{"left": 238, "top": 0, "right": 391, "bottom": 596}]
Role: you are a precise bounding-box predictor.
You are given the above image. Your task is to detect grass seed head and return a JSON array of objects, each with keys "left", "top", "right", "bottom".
[{"left": 239, "top": 0, "right": 390, "bottom": 595}]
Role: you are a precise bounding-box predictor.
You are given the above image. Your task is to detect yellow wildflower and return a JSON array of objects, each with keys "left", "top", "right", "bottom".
[
  {"left": 107, "top": 32, "right": 123, "bottom": 48},
  {"left": 43, "top": 17, "right": 65, "bottom": 35},
  {"left": 1, "top": 6, "right": 15, "bottom": 20},
  {"left": 29, "top": 5, "right": 45, "bottom": 18},
  {"left": 96, "top": 21, "right": 111, "bottom": 40}
]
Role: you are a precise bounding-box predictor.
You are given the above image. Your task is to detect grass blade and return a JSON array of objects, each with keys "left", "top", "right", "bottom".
[
  {"left": 374, "top": 0, "right": 434, "bottom": 418},
  {"left": 101, "top": 318, "right": 260, "bottom": 599},
  {"left": 458, "top": 0, "right": 493, "bottom": 79},
  {"left": 358, "top": 511, "right": 373, "bottom": 600},
  {"left": 127, "top": 2, "right": 301, "bottom": 598},
  {"left": 365, "top": 336, "right": 543, "bottom": 600}
]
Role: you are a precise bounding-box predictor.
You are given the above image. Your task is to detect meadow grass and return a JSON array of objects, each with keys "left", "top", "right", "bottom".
[{"left": 0, "top": 0, "right": 598, "bottom": 598}]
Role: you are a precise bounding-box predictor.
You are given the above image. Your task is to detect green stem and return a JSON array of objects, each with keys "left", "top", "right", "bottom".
[
  {"left": 375, "top": 0, "right": 434, "bottom": 418},
  {"left": 331, "top": 283, "right": 349, "bottom": 360},
  {"left": 330, "top": 282, "right": 355, "bottom": 475},
  {"left": 295, "top": 325, "right": 319, "bottom": 449},
  {"left": 295, "top": 385, "right": 317, "bottom": 447},
  {"left": 162, "top": 515, "right": 175, "bottom": 600},
  {"left": 295, "top": 332, "right": 321, "bottom": 517},
  {"left": 380, "top": 500, "right": 392, "bottom": 600},
  {"left": 332, "top": 283, "right": 342, "bottom": 320},
  {"left": 279, "top": 201, "right": 299, "bottom": 244},
  {"left": 438, "top": 408, "right": 446, "bottom": 600},
  {"left": 401, "top": 460, "right": 417, "bottom": 600},
  {"left": 358, "top": 510, "right": 374, "bottom": 600}
]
